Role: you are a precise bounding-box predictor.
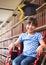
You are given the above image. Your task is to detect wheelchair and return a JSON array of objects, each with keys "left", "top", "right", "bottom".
[{"left": 5, "top": 32, "right": 46, "bottom": 65}]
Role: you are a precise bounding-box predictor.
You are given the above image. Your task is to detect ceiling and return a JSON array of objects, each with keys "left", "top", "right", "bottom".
[{"left": 0, "top": 0, "right": 22, "bottom": 28}]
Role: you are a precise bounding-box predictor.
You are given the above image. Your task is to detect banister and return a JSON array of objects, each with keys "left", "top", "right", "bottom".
[
  {"left": 0, "top": 34, "right": 19, "bottom": 43},
  {"left": 36, "top": 3, "right": 46, "bottom": 12},
  {"left": 31, "top": 25, "right": 46, "bottom": 32},
  {"left": 0, "top": 54, "right": 7, "bottom": 57},
  {"left": 0, "top": 48, "right": 8, "bottom": 50}
]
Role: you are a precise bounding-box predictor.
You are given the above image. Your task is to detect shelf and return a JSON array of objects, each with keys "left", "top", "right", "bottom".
[{"left": 36, "top": 3, "right": 46, "bottom": 12}]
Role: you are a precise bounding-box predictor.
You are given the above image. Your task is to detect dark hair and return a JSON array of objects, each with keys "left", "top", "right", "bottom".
[{"left": 27, "top": 18, "right": 38, "bottom": 27}]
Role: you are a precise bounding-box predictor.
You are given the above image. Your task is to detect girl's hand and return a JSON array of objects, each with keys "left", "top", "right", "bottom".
[
  {"left": 36, "top": 45, "right": 43, "bottom": 56},
  {"left": 8, "top": 43, "right": 15, "bottom": 51}
]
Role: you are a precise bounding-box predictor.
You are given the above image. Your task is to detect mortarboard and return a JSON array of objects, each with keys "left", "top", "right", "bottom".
[{"left": 22, "top": 3, "right": 40, "bottom": 16}]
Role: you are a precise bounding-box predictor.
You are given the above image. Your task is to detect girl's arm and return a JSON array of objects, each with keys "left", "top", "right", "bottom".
[{"left": 36, "top": 39, "right": 46, "bottom": 56}]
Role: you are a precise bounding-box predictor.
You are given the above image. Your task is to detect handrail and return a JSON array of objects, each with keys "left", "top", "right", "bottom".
[
  {"left": 36, "top": 3, "right": 46, "bottom": 12},
  {"left": 0, "top": 54, "right": 7, "bottom": 57},
  {"left": 0, "top": 48, "right": 8, "bottom": 50},
  {"left": 31, "top": 25, "right": 46, "bottom": 32},
  {"left": 0, "top": 34, "right": 19, "bottom": 43}
]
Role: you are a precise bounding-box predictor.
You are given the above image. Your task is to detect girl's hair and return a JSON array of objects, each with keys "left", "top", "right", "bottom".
[{"left": 27, "top": 18, "right": 38, "bottom": 27}]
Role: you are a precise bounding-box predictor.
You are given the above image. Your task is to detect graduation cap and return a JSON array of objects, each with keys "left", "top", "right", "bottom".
[{"left": 22, "top": 3, "right": 40, "bottom": 16}]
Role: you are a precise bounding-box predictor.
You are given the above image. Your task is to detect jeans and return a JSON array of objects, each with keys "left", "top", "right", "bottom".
[{"left": 12, "top": 54, "right": 36, "bottom": 65}]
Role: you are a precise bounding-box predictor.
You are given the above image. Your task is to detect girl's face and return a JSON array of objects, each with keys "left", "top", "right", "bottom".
[{"left": 26, "top": 23, "right": 36, "bottom": 33}]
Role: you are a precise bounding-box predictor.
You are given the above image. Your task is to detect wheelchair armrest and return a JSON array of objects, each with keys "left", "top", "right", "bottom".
[
  {"left": 34, "top": 55, "right": 40, "bottom": 65},
  {"left": 34, "top": 51, "right": 46, "bottom": 65}
]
